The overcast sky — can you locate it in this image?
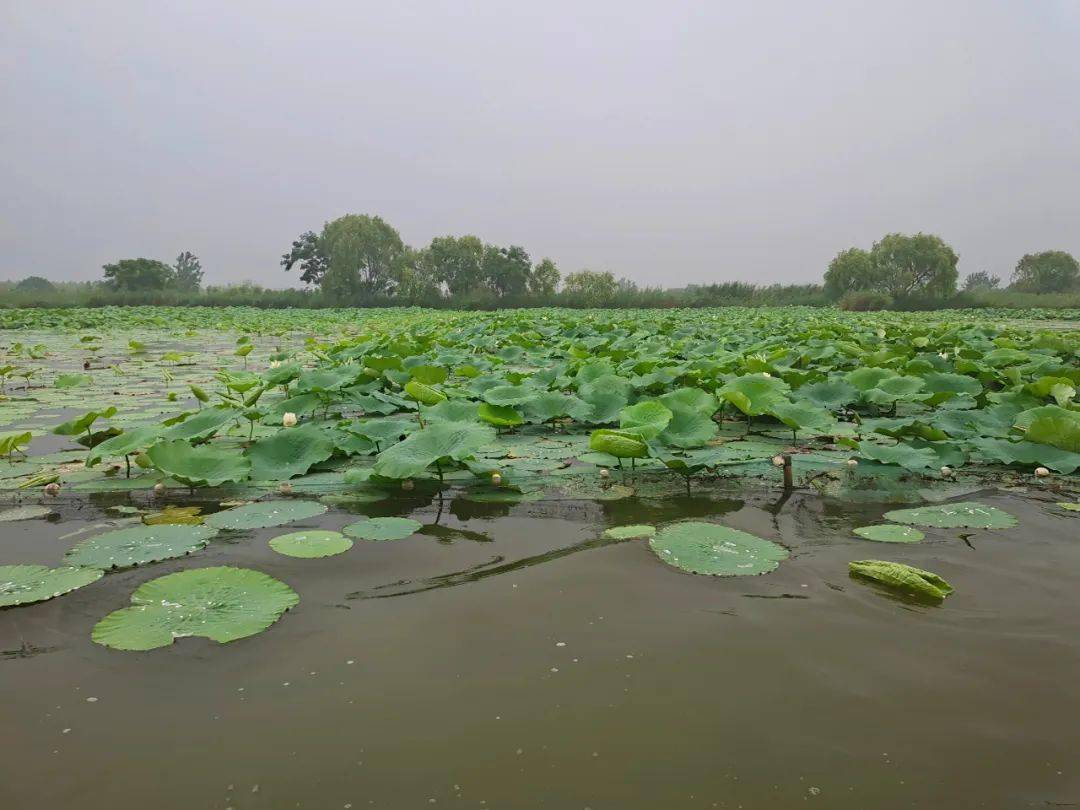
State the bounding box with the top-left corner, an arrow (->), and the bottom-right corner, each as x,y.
2,1 -> 1078,288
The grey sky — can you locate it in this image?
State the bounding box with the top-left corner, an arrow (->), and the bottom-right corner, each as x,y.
3,1 -> 1078,288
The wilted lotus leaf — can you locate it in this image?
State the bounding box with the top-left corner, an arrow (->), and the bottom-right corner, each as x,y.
649,522 -> 788,576
849,559 -> 953,601
0,564 -> 103,607
883,502 -> 1017,529
205,499 -> 327,530
65,524 -> 217,569
92,566 -> 299,650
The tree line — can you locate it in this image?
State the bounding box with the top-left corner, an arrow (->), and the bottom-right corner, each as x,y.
4,214 -> 1078,310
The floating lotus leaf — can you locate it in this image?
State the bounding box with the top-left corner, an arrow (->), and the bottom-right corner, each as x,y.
205,499 -> 327,530
269,530 -> 353,558
853,524 -> 925,543
849,560 -> 953,601
142,506 -> 204,525
883,502 -> 1017,529
1056,502 -> 1080,512
65,524 -> 217,569
147,440 -> 251,487
649,522 -> 788,576
0,565 -> 104,607
245,424 -> 335,481
343,516 -> 423,541
0,504 -> 53,522
603,524 -> 656,539
373,422 -> 495,479
91,566 -> 299,650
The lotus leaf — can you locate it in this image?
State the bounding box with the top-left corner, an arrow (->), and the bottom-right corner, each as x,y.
649,522 -> 788,576
0,564 -> 104,607
65,524 -> 217,569
205,499 -> 328,530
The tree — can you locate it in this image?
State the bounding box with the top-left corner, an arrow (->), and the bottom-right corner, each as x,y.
174,251 -> 204,291
13,276 -> 55,293
869,233 -> 958,300
102,258 -> 175,291
481,245 -> 531,298
423,235 -> 484,296
319,214 -> 407,300
529,258 -> 560,297
280,230 -> 329,286
396,248 -> 444,302
963,271 -> 1000,291
562,269 -> 618,304
823,248 -> 874,301
1011,251 -> 1079,293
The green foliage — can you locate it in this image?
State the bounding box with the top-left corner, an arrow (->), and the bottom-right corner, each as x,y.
1011,251 -> 1079,293
849,560 -> 953,601
319,214 -> 408,300
826,233 -> 959,305
824,248 -> 875,301
0,565 -> 103,607
173,251 -> 204,291
562,270 -> 618,304
269,530 -> 352,558
147,439 -> 251,486
103,258 -> 176,291
65,524 -> 217,569
342,516 -> 423,541
649,522 -> 789,576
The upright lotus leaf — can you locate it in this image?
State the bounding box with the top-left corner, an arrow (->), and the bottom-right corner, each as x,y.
343,516 -> 423,541
649,522 -> 788,576
853,525 -> 925,543
373,422 -> 496,479
263,362 -> 302,388
53,406 -> 118,437
659,387 -> 717,416
245,424 -> 335,481
424,400 -> 480,423
351,418 -> 416,447
478,403 -> 525,428
65,524 -> 217,569
205,499 -> 328,531
578,374 -> 631,424
618,400 -> 673,440
269,530 -> 353,558
768,401 -> 837,438
162,407 -> 237,442
524,392 -> 592,424
659,406 -> 718,448
404,379 -> 447,406
798,379 -> 859,410
86,426 -> 161,468
858,441 -> 937,471
0,430 -> 32,459
589,429 -> 649,459
849,560 -> 953,601
1015,405 -> 1080,453
969,438 -> 1080,474
483,384 -> 537,407
883,502 -> 1017,529
296,365 -> 363,393
921,372 -> 982,404
408,364 -> 449,385
862,375 -> 928,406
0,565 -> 104,607
846,367 -> 898,392
720,374 -> 791,416
91,566 -> 299,650
147,440 -> 251,487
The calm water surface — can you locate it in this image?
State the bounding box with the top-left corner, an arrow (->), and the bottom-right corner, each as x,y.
2,489 -> 1078,809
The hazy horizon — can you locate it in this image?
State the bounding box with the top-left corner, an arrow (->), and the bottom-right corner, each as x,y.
3,1 -> 1078,289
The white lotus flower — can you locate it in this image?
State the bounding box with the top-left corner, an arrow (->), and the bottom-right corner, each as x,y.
282,412 -> 297,427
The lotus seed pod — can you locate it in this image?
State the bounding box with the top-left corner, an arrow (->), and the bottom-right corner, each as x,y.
282,412 -> 298,427
402,479 -> 415,491
772,455 -> 784,467
846,458 -> 858,467
279,482 -> 293,495
491,472 -> 502,486
44,482 -> 60,496
1035,466 -> 1050,477
134,452 -> 152,469
599,468 -> 610,479
940,466 -> 952,477
153,482 -> 166,495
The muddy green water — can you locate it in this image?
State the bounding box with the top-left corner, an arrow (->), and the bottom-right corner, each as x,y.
2,490 -> 1079,809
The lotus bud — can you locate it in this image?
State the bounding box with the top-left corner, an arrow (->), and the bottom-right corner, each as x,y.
279,482 -> 293,495
282,412 -> 298,427
940,466 -> 952,477
1035,466 -> 1050,477
762,372 -> 771,378
599,468 -> 610,479
269,360 -> 282,369
772,455 -> 785,467
846,458 -> 858,467
491,472 -> 502,486
153,482 -> 166,495
44,482 -> 60,496
402,479 -> 414,491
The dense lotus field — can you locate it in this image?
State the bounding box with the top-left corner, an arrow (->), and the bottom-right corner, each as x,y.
1,306 -> 1078,646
